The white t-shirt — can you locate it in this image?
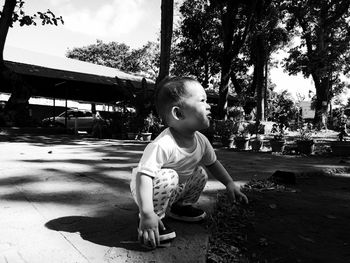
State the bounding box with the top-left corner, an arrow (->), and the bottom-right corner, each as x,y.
134,128 -> 217,182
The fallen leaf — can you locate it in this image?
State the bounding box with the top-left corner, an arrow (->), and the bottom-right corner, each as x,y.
259,237 -> 268,246
298,235 -> 315,243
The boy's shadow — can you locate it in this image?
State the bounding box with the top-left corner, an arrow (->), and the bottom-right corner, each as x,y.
45,213 -> 148,251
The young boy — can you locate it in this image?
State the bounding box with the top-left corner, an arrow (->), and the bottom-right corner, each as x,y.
130,76 -> 248,249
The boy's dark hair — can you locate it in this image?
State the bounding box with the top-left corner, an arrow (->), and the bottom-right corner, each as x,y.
155,76 -> 198,123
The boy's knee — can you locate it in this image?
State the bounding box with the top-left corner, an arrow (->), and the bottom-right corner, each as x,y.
197,166 -> 208,183
153,169 -> 179,190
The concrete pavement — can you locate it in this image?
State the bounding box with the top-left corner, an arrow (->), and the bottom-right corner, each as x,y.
0,133 -> 349,263
0,135 -> 210,263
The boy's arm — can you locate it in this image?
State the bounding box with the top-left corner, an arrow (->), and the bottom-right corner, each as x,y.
135,172 -> 155,215
135,172 -> 164,248
206,160 -> 248,204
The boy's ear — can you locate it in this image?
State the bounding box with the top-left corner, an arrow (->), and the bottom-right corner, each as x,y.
171,106 -> 183,120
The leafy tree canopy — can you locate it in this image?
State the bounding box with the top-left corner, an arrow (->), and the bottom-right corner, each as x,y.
267,89 -> 298,125
0,0 -> 63,27
172,0 -> 221,88
282,0 -> 350,127
66,40 -> 159,79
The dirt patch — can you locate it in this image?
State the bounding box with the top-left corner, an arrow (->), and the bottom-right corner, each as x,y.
208,172 -> 350,262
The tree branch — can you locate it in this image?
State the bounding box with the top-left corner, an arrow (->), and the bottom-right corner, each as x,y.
326,1 -> 350,24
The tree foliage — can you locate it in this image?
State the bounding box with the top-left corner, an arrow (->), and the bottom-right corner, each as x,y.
173,0 -> 350,125
213,0 -> 257,118
172,0 -> 221,88
245,0 -> 289,121
266,89 -> 298,126
7,0 -> 63,26
0,0 -> 63,63
174,0 -> 288,120
67,40 -> 131,71
283,0 -> 350,128
66,40 -> 159,80
128,41 -> 160,79
172,0 -> 257,118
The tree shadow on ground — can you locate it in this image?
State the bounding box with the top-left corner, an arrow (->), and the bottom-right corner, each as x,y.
0,134 -> 86,145
0,137 -> 146,205
0,134 -> 150,148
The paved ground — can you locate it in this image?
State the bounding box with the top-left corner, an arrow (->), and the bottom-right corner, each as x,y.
0,133 -> 349,263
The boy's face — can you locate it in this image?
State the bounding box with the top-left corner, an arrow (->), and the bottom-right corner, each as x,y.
180,81 -> 211,131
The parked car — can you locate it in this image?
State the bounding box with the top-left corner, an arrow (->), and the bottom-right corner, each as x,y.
41,109 -> 95,131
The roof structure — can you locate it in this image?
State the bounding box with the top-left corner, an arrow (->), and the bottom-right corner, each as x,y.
2,46 -> 155,104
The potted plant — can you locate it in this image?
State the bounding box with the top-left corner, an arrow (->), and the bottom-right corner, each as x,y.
249,121 -> 264,152
216,119 -> 235,148
150,116 -> 164,139
124,115 -> 138,140
250,134 -> 264,151
233,122 -> 250,150
234,131 -> 250,150
296,126 -> 315,155
140,113 -> 154,142
330,123 -> 350,156
269,123 -> 286,153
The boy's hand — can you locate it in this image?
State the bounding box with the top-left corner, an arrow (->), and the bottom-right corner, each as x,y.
138,211 -> 165,248
226,181 -> 249,204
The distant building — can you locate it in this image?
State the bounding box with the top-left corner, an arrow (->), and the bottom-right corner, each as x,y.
298,101 -> 315,120
2,46 -> 154,104
1,46 -> 154,123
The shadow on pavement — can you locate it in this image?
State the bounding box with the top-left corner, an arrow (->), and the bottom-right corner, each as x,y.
45,213 -> 152,252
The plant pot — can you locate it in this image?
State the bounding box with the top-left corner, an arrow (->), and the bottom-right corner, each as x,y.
296,140 -> 315,155
330,141 -> 350,156
234,137 -> 250,151
141,132 -> 152,142
221,136 -> 234,148
250,139 -> 263,152
127,132 -> 138,140
270,139 -> 286,153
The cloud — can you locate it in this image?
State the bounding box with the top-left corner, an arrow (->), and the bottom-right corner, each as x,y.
56,0 -> 145,39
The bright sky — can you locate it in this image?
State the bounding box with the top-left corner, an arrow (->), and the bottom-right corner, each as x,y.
4,0 -> 161,55
1,0 -> 348,102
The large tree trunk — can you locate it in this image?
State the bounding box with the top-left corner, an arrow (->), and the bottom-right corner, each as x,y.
3,71 -> 32,126
255,33 -> 266,121
217,1 -> 234,119
0,0 -> 32,126
156,0 -> 174,85
218,58 -> 231,119
0,0 -> 16,66
244,32 -> 266,119
313,77 -> 330,129
203,55 -> 209,89
216,0 -> 256,119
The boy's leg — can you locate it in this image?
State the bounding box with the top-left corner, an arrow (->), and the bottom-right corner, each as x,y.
130,168 -> 179,218
151,169 -> 179,218
130,169 -> 179,243
167,166 -> 208,222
